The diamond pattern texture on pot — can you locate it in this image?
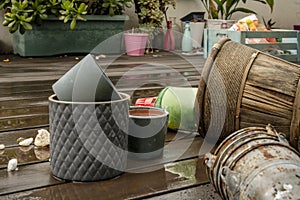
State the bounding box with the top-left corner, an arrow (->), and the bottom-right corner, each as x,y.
49,99 -> 129,181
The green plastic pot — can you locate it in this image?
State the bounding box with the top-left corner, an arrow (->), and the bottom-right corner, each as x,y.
155,87 -> 198,132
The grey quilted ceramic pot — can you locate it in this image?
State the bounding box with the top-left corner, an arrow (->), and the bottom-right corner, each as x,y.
49,92 -> 130,181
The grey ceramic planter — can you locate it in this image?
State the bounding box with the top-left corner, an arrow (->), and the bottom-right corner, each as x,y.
128,106 -> 169,160
49,92 -> 130,181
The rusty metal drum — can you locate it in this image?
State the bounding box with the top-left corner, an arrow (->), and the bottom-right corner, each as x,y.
204,125 -> 300,200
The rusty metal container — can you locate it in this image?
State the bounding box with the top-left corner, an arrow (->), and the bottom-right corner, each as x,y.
204,125 -> 300,200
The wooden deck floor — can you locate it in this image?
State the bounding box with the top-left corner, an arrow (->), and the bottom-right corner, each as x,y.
0,51 -> 222,199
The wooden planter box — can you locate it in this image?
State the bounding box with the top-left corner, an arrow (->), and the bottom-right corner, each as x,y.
204,29 -> 300,61
13,15 -> 128,57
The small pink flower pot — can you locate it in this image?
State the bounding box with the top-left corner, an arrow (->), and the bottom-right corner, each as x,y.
124,33 -> 148,56
294,25 -> 300,30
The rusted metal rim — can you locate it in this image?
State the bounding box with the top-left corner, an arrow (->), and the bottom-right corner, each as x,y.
207,127 -> 266,194
214,134 -> 279,199
213,127 -> 266,155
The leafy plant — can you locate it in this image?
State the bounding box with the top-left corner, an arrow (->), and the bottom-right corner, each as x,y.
89,0 -> 132,16
59,0 -> 88,30
130,0 -> 175,52
133,0 -> 175,29
201,0 -> 274,20
1,0 -> 132,34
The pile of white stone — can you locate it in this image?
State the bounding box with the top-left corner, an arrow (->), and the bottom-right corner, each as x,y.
0,129 -> 50,171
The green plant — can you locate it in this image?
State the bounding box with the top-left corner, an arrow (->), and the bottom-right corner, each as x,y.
131,0 -> 175,52
201,0 -> 274,20
1,0 -> 132,34
133,0 -> 175,30
88,0 -> 132,15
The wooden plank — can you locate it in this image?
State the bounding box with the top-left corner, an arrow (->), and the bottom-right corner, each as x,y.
0,106 -> 48,118
241,98 -> 292,119
247,43 -> 298,51
0,134 -> 202,169
0,146 -> 49,169
0,127 -> 195,147
245,30 -> 299,38
0,114 -> 49,132
244,84 -> 293,108
0,53 -> 203,83
0,162 -> 63,195
0,158 -> 210,199
0,127 -> 48,146
143,183 -> 221,200
248,59 -> 300,97
0,98 -> 48,109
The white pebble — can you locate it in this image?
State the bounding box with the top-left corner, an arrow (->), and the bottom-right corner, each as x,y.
34,129 -> 50,147
283,183 -> 293,191
7,158 -> 18,171
0,144 -> 5,150
18,137 -> 33,146
17,137 -> 25,143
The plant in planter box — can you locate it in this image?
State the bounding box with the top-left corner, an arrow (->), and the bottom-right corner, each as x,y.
1,0 -> 132,33
131,0 -> 176,53
0,0 -> 132,56
200,0 -> 274,29
200,0 -> 274,20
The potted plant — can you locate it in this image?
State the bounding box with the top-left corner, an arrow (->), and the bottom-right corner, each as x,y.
124,28 -> 149,56
200,0 -> 274,29
123,0 -> 175,56
1,0 -> 132,56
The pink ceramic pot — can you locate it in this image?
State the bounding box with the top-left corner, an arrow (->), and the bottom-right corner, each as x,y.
124,33 -> 148,56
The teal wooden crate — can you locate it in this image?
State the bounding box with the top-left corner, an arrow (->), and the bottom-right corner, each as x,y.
204,29 -> 300,61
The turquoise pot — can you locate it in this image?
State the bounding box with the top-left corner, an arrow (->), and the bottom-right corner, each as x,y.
13,15 -> 129,57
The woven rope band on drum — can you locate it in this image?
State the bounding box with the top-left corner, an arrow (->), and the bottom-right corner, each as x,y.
202,39 -> 257,139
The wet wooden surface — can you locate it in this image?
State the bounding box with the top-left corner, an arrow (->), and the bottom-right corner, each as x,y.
0,52 -> 222,199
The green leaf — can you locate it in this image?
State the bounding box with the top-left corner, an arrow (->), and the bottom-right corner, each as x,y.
10,22 -> 19,33
58,16 -> 65,20
226,7 -> 256,19
20,21 -> 32,30
2,20 -> 10,26
70,17 -> 76,30
7,20 -> 16,28
63,15 -> 70,23
19,25 -> 26,34
77,15 -> 87,21
23,16 -> 33,22
40,14 -> 48,20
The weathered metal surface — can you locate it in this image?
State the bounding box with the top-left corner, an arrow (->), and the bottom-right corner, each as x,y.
205,125 -> 300,200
